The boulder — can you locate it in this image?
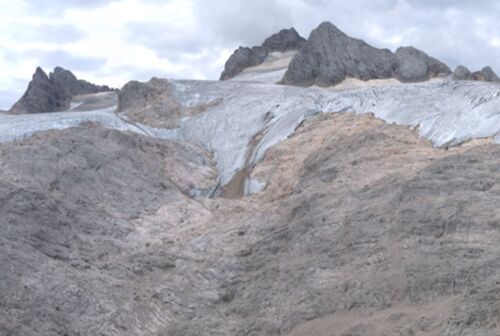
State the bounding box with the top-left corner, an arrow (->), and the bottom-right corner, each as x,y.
9,67 -> 111,114
394,46 -> 451,82
452,65 -> 471,80
470,66 -> 500,82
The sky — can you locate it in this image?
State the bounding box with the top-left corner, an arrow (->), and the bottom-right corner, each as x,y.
2,0 -> 500,109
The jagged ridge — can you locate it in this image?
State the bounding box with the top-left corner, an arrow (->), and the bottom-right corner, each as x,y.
9,67 -> 112,114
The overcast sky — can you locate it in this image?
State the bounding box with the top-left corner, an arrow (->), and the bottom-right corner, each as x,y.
2,0 -> 500,109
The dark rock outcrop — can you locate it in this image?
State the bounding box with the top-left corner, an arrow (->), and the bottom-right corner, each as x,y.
9,67 -> 112,114
220,28 -> 305,80
118,77 -> 174,114
470,66 -> 500,82
282,22 -> 451,86
394,46 -> 451,82
452,65 -> 500,82
282,22 -> 398,86
262,27 -> 306,52
219,46 -> 269,80
118,78 -> 222,128
452,65 -> 472,80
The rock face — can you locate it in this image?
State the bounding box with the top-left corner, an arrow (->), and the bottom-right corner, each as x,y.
282,22 -> 451,86
220,28 -> 305,80
452,65 -> 500,82
9,67 -> 112,114
394,46 -> 451,82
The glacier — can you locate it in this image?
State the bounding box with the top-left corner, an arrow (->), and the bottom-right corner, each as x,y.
2,78 -> 500,194
0,106 -> 177,143
169,78 -> 500,189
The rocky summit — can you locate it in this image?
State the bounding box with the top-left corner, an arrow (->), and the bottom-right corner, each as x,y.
281,22 -> 451,86
3,20 -> 500,336
8,66 -> 112,114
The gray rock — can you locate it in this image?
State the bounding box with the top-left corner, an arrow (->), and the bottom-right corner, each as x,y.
470,66 -> 500,82
282,22 -> 398,86
118,77 -> 222,128
118,77 -> 173,113
220,28 -> 305,80
262,27 -> 306,52
9,67 -> 112,114
453,65 -> 500,82
452,65 -> 471,80
394,46 -> 451,82
282,22 -> 451,86
219,46 -> 269,80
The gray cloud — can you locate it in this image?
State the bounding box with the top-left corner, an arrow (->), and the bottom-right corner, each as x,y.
22,0 -> 118,14
193,0 -> 295,47
0,80 -> 30,110
6,0 -> 500,109
126,22 -> 205,57
406,0 -> 496,9
25,50 -> 107,72
0,90 -> 18,110
8,23 -> 85,44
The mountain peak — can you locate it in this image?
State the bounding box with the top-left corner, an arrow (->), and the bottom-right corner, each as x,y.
281,21 -> 451,86
314,21 -> 345,35
33,66 -> 49,80
262,27 -> 306,52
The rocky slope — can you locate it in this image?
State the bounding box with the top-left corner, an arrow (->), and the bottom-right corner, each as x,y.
2,112 -> 500,335
219,28 -> 305,80
9,67 -> 112,114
